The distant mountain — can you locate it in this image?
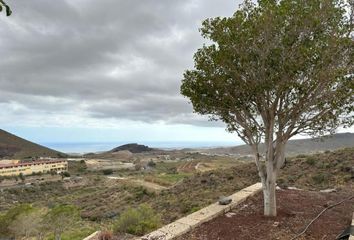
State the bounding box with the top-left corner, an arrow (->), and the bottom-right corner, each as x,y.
197,133 -> 354,156
110,143 -> 154,153
0,129 -> 66,159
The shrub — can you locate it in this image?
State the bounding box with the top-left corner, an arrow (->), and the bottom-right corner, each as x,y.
305,157 -> 316,166
312,173 -> 328,184
113,204 -> 160,236
133,186 -> 154,200
103,169 -> 113,175
18,173 -> 25,181
147,160 -> 156,168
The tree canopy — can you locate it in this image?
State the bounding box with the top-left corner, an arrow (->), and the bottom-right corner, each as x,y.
0,0 -> 11,16
181,0 -> 353,216
44,205 -> 80,240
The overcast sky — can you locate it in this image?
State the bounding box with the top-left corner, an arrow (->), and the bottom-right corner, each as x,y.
0,0 -> 246,146
1,0 -> 352,150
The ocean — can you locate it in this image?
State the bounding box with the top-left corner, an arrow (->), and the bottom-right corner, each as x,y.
40,141 -> 240,154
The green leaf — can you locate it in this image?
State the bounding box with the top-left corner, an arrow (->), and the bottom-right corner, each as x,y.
5,4 -> 11,16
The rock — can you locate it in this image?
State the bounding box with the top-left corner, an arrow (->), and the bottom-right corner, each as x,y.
320,188 -> 337,193
273,221 -> 280,227
287,186 -> 302,191
219,196 -> 232,205
225,212 -> 237,218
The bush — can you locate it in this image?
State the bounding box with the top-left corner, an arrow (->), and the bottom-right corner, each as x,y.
305,157 -> 316,166
312,173 -> 328,184
113,204 -> 160,236
147,160 -> 156,168
102,169 -> 113,175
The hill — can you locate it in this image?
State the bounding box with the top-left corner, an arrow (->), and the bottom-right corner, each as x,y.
110,143 -> 154,153
0,129 -> 66,159
197,132 -> 354,156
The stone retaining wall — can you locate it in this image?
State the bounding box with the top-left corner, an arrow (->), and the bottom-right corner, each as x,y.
83,231 -> 99,240
349,213 -> 354,240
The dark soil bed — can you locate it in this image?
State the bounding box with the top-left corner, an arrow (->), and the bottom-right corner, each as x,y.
177,187 -> 354,240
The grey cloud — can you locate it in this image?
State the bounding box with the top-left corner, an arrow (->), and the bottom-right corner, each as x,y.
0,0 -> 242,127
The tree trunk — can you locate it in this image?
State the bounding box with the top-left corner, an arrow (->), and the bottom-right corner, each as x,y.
251,137 -> 286,217
263,170 -> 277,217
263,140 -> 286,217
55,233 -> 61,240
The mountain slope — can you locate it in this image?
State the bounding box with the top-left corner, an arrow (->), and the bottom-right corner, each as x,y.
0,129 -> 66,159
198,132 -> 354,156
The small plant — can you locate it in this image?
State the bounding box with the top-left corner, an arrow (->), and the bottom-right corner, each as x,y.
134,186 -> 154,200
113,204 -> 161,236
19,173 -> 25,182
103,169 -> 113,175
62,172 -> 70,177
305,157 -> 316,166
312,173 -> 328,185
147,160 -> 156,168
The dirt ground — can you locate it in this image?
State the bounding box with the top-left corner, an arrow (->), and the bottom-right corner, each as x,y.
178,187 -> 354,240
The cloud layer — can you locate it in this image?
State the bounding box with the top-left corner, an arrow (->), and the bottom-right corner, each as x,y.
0,0 -> 241,128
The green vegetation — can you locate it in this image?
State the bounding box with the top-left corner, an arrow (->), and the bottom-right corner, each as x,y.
113,204 -> 161,236
102,169 -> 114,175
0,0 -> 11,16
60,172 -> 71,179
0,204 -> 33,236
305,157 -> 316,166
144,173 -> 191,187
44,205 -> 80,240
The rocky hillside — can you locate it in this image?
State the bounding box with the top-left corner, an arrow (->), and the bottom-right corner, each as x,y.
0,129 -> 66,159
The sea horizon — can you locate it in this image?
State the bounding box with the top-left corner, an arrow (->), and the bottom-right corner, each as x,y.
40,141 -> 242,154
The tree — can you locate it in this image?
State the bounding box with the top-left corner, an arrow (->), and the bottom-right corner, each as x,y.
8,209 -> 44,240
44,205 -> 80,240
181,0 -> 353,217
0,204 -> 33,236
0,0 -> 11,16
19,173 -> 25,182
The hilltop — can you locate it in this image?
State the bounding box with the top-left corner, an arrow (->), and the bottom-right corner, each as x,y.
110,143 -> 154,153
197,132 -> 354,156
0,129 -> 66,159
